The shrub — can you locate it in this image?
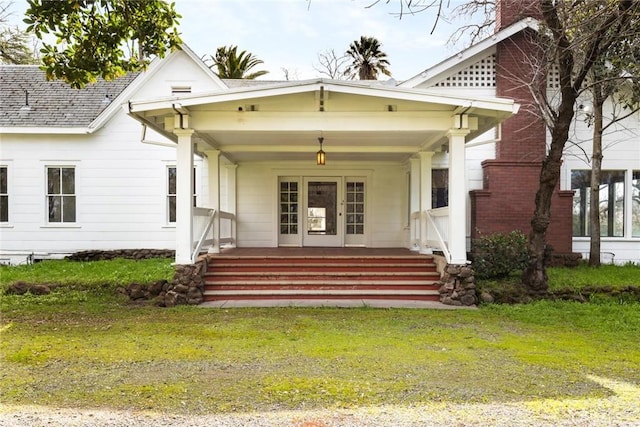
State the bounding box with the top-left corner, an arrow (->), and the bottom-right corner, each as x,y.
472,231 -> 529,279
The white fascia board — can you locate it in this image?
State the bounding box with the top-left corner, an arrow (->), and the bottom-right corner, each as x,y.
179,43 -> 227,88
128,80 -> 328,112
323,82 -> 519,114
85,57 -> 164,133
88,44 -> 226,132
128,78 -> 518,116
400,18 -> 540,88
0,127 -> 90,134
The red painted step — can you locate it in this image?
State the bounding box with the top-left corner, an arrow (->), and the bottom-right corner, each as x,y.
203,254 -> 442,303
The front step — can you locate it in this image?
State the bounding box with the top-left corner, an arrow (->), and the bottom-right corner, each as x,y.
203,254 -> 441,304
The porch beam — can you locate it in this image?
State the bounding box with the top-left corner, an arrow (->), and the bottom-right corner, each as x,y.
168,111 -> 456,133
223,145 -> 421,153
447,127 -> 470,264
174,129 -> 195,264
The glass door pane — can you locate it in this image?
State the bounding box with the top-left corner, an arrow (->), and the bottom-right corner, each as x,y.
278,178 -> 300,246
307,181 -> 337,235
303,178 -> 342,247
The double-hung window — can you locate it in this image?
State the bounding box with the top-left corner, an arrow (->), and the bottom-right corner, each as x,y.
46,166 -> 76,223
167,166 -> 197,224
0,166 -> 8,223
633,171 -> 640,238
432,169 -> 449,208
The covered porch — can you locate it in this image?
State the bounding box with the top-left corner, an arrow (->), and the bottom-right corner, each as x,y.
127,79 -> 518,266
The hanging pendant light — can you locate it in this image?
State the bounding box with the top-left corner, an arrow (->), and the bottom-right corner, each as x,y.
316,137 -> 326,166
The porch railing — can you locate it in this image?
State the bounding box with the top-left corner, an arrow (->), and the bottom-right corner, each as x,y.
192,207 -> 236,260
411,207 -> 451,263
218,210 -> 236,247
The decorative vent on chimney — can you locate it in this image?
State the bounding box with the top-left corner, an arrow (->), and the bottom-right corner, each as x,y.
433,54 -> 496,88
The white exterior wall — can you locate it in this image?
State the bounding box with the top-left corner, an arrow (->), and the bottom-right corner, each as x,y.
0,50 -> 218,264
0,114 -> 184,261
235,161 -> 408,248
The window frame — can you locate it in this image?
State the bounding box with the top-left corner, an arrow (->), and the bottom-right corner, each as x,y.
166,165 -> 197,224
632,170 -> 640,238
0,165 -> 8,224
45,165 -> 77,224
432,168 -> 449,209
571,169 -> 626,238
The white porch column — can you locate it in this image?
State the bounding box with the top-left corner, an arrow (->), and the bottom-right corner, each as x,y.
205,150 -> 221,254
225,164 -> 238,247
409,157 -> 421,251
174,129 -> 195,264
447,126 -> 470,264
419,152 -> 434,254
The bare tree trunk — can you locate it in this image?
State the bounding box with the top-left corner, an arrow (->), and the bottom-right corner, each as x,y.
589,93 -> 604,267
522,91 -> 576,293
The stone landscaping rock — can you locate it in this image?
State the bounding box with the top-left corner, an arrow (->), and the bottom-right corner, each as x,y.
438,264 -> 478,306
65,249 -> 175,262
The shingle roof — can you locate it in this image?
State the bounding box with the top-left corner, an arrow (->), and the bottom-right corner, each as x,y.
221,79 -> 289,88
0,65 -> 139,128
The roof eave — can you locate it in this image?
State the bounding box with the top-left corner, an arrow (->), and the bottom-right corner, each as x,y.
128,80 -> 518,115
400,18 -> 540,88
0,126 -> 91,134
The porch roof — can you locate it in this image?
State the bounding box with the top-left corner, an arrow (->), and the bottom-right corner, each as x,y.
127,78 -> 519,163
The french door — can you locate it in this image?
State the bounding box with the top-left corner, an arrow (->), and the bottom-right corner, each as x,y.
278,176 -> 366,247
303,177 -> 342,246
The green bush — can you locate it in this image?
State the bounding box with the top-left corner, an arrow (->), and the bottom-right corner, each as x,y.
472,231 -> 529,279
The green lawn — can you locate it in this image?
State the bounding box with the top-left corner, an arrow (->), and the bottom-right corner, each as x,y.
1,259 -> 639,414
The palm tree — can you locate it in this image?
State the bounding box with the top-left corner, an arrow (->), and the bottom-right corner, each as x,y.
344,36 -> 391,80
205,45 -> 269,79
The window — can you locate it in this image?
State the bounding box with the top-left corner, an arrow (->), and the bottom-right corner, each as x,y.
0,166 -> 7,222
633,171 -> 640,238
46,166 -> 76,223
432,169 -> 448,208
571,170 -> 625,237
167,166 -> 197,223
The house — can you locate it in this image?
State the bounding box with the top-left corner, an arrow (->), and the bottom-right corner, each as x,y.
0,46 -> 226,265
1,4 -> 638,284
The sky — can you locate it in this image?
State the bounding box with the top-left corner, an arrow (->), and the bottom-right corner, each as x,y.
6,0 -> 476,82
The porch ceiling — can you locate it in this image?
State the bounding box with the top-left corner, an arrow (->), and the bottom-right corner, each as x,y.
127,79 -> 518,163
198,129 -> 440,162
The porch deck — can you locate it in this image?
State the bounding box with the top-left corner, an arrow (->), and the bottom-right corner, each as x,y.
210,247 -> 430,258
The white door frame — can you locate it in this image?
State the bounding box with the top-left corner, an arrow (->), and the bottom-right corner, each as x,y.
302,177 -> 343,247
274,169 -> 373,248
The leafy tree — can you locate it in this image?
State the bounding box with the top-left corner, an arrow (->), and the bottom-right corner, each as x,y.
0,1 -> 37,64
24,0 -> 182,88
205,45 -> 269,79
344,35 -> 391,80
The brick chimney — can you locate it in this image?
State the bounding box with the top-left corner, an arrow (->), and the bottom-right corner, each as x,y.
496,0 -> 542,31
470,0 -> 575,255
